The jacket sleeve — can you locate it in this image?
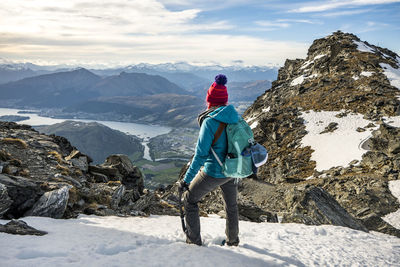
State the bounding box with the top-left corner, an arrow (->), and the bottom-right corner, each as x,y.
184,119 -> 215,183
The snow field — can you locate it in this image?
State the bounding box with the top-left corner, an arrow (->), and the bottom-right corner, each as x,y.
1,215 -> 400,267
300,110 -> 379,172
301,111 -> 400,172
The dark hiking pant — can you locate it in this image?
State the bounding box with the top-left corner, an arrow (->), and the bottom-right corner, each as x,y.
183,171 -> 239,245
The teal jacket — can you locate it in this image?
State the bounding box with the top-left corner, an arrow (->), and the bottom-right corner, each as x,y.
184,105 -> 239,183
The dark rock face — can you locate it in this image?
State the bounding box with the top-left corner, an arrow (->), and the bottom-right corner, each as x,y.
0,219 -> 47,236
282,186 -> 368,232
0,174 -> 43,218
25,186 -> 72,219
0,121 -> 175,222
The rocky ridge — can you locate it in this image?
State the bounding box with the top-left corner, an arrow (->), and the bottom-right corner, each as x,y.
166,32 -> 400,237
244,32 -> 400,236
0,122 -> 175,221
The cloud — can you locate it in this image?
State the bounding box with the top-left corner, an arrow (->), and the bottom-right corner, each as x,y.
254,19 -> 320,31
0,0 -> 310,66
0,32 -> 309,66
276,19 -> 317,24
255,20 -> 291,30
289,0 -> 400,13
158,0 -> 266,10
0,0 -> 211,37
318,9 -> 371,17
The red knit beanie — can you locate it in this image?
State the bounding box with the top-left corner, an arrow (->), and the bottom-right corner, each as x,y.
206,74 -> 228,109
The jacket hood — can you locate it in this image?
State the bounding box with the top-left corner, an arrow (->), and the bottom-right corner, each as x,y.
208,105 -> 239,124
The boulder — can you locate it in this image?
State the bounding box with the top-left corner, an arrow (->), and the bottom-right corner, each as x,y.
320,122 -> 339,134
70,157 -> 89,172
0,174 -> 42,218
25,185 -> 72,219
0,219 -> 47,236
92,154 -> 144,192
238,201 -> 278,223
111,185 -> 126,209
66,150 -> 90,172
282,186 -> 368,232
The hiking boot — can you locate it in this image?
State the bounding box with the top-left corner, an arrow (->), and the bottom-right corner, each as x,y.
186,237 -> 202,246
221,238 -> 239,246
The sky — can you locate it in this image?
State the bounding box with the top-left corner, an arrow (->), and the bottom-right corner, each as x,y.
0,0 -> 399,68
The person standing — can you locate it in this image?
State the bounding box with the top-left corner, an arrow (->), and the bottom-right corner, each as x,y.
178,74 -> 240,246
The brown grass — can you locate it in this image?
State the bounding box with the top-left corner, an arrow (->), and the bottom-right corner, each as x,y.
1,138 -> 28,148
56,164 -> 70,175
49,151 -> 63,164
107,180 -> 121,186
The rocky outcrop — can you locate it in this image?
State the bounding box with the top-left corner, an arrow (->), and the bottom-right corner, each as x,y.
0,121 -> 175,221
25,186 -> 72,219
0,219 -> 47,236
281,185 -> 367,232
0,174 -> 43,218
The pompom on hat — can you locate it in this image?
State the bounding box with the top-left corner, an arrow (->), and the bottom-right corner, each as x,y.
206,74 -> 228,109
215,74 -> 227,85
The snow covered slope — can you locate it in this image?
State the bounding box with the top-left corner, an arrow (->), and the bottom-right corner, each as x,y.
300,110 -> 400,172
1,215 -> 400,267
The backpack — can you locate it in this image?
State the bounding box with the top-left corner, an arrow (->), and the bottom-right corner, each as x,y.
210,117 -> 268,179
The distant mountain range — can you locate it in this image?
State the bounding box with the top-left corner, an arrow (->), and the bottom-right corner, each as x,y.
0,60 -> 274,127
0,59 -> 278,87
92,62 -> 278,93
0,68 -> 187,108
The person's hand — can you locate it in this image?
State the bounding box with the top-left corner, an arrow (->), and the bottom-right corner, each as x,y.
178,180 -> 189,192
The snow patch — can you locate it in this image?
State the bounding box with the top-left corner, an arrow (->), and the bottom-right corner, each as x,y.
383,180 -> 400,230
300,60 -> 313,70
245,115 -> 258,123
300,54 -> 326,70
380,63 -> 400,90
300,110 -> 379,172
0,215 -> 400,266
354,41 -> 375,53
291,75 -> 305,86
291,74 -> 318,86
250,121 -> 258,129
360,71 -> 373,77
262,107 -> 270,113
352,75 -> 359,81
314,54 -> 326,60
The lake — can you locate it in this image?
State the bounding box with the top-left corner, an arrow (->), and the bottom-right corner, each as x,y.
0,108 -> 171,160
